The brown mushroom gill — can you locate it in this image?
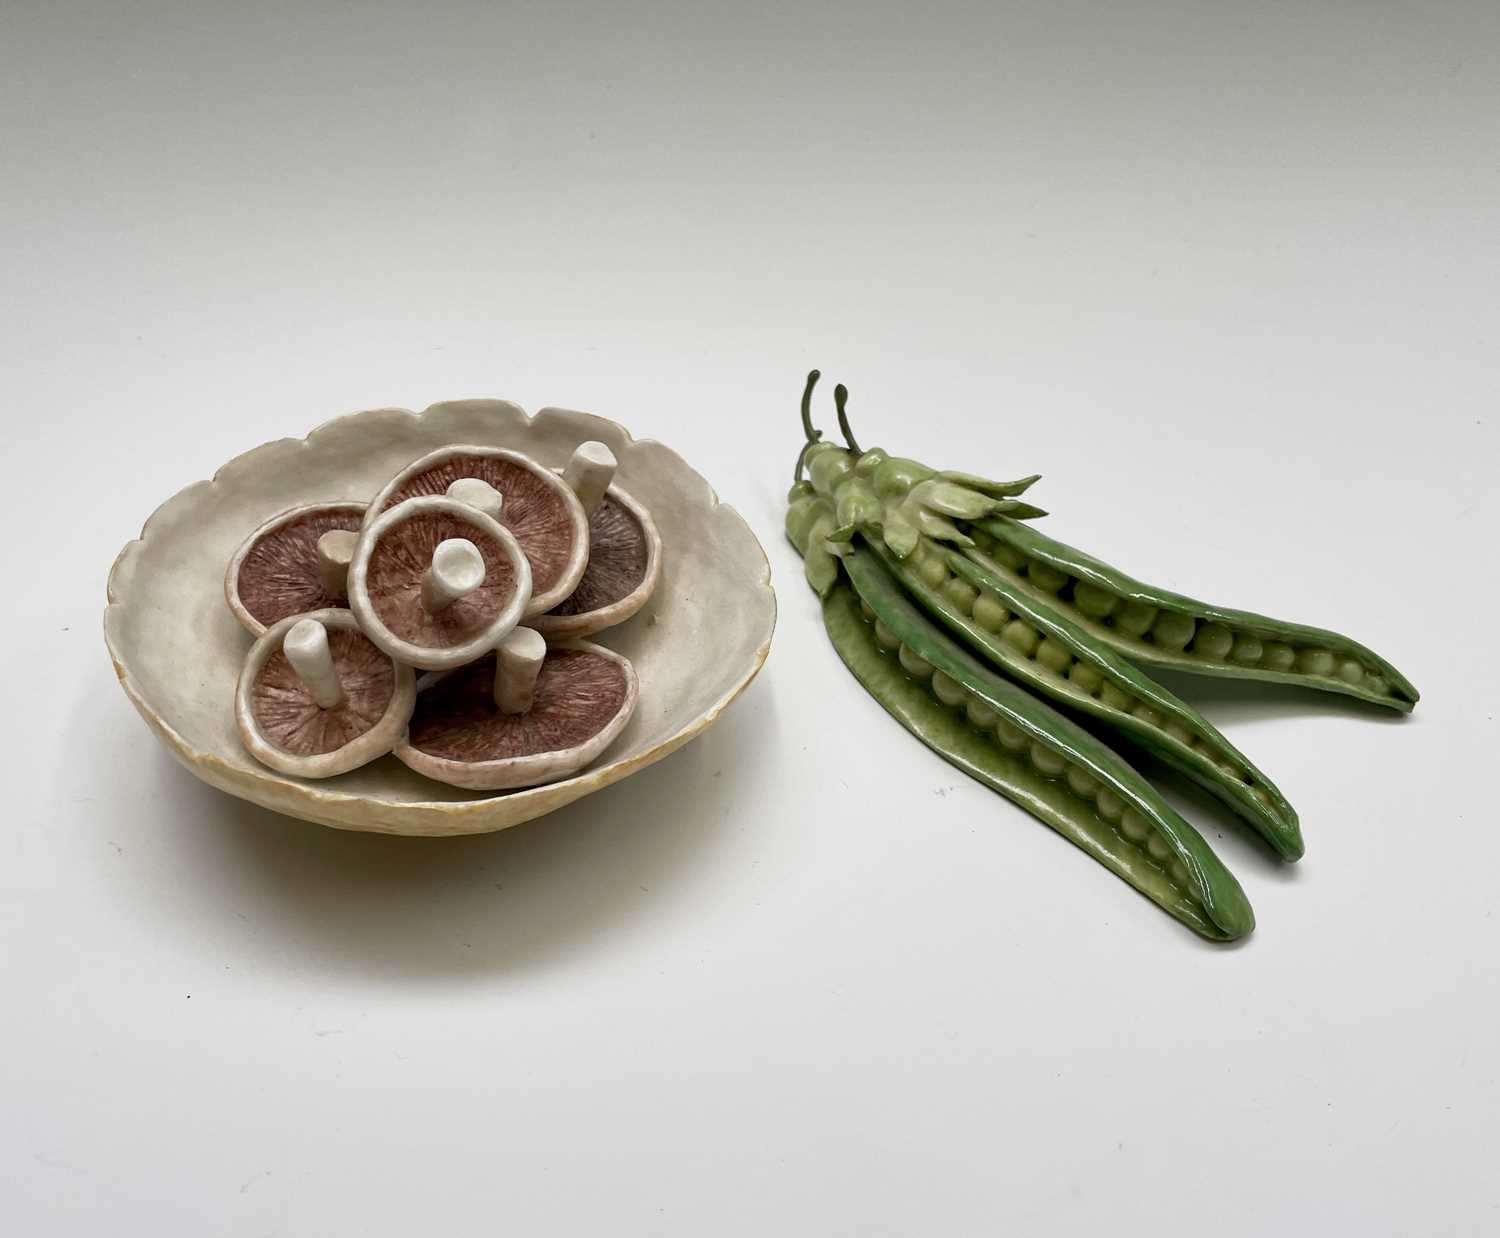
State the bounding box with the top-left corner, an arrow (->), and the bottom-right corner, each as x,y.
251,630 -> 396,756
379,454 -> 577,598
365,511 -> 519,650
547,495 -> 649,617
407,648 -> 630,762
237,507 -> 363,628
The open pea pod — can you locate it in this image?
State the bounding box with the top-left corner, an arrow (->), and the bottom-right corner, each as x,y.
802,388 -> 1414,714
972,517 -> 1419,712
837,546 -> 1254,941
868,536 -> 1303,860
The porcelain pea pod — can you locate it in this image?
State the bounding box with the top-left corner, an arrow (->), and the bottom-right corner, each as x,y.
786,367 -> 1420,937
828,544 -> 1255,940
785,482 -> 1254,939
875,535 -> 1304,859
804,385 -> 1416,713
965,515 -> 1419,712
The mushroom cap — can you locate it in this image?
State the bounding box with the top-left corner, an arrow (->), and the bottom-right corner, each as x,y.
225,501 -> 366,635
235,609 -> 416,779
367,446 -> 588,616
532,484 -> 663,639
394,641 -> 639,790
348,496 -> 532,671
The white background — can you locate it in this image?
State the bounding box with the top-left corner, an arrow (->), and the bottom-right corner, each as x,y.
4,3 -> 1497,1234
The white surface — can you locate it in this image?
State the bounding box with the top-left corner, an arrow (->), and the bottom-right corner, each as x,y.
3,3 -> 1497,1234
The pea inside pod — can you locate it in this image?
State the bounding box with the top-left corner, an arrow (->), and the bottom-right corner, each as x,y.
800,364 -> 1416,714
967,516 -> 1419,712
835,545 -> 1254,940
872,535 -> 1304,860
785,366 -> 1418,940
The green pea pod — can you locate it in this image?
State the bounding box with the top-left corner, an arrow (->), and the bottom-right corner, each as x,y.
833,549 -> 1254,940
974,517 -> 1419,712
871,536 -> 1303,860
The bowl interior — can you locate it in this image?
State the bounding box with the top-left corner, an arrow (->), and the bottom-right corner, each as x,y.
105,400 -> 775,835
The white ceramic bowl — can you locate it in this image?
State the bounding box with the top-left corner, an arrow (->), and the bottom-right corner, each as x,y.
105,400 -> 776,836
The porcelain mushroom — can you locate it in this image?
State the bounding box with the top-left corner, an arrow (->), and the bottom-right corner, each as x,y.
533,443 -> 663,639
225,501 -> 366,635
347,496 -> 532,671
235,609 -> 416,778
394,630 -> 639,790
367,446 -> 590,617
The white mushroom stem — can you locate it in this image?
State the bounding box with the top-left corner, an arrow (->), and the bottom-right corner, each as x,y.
494,627 -> 546,714
421,538 -> 486,613
316,529 -> 358,598
562,441 -> 617,518
283,618 -> 346,710
445,477 -> 503,522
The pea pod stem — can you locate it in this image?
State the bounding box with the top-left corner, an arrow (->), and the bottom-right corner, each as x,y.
791,438 -> 821,485
833,383 -> 862,454
799,369 -> 822,443
793,370 -> 824,482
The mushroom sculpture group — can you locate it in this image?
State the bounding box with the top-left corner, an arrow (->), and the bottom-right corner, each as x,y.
226,441 -> 661,790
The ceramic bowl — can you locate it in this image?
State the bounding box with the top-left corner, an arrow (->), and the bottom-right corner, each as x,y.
105,400 -> 775,836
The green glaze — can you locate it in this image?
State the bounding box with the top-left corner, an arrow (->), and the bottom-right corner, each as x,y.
871,454 -> 936,498
802,371 -> 1415,715
805,441 -> 1048,558
876,540 -> 1308,858
973,516 -> 1419,712
832,475 -> 884,542
787,367 -> 1422,938
837,548 -> 1254,941
784,483 -> 839,598
936,469 -> 1042,499
784,481 -> 823,543
868,536 -> 1304,860
818,455 -> 1414,713
807,442 -> 857,497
